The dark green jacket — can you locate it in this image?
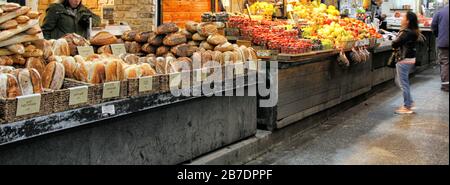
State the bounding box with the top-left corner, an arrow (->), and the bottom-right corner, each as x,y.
41,3 -> 100,40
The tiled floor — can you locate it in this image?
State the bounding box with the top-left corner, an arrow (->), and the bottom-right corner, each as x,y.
248,67 -> 449,165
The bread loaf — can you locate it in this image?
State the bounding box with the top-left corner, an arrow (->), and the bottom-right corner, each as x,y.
32,39 -> 53,59
74,55 -> 85,64
9,55 -> 25,65
123,64 -> 143,79
0,56 -> 13,65
171,44 -> 195,57
192,33 -> 206,41
61,56 -> 77,78
135,31 -> 151,43
105,59 -> 125,82
0,19 -> 18,30
73,62 -> 88,82
207,34 -> 227,45
42,61 -> 65,90
187,41 -> 200,46
148,35 -> 164,47
120,53 -> 140,64
25,11 -> 40,19
14,68 -> 42,95
200,41 -> 214,50
26,25 -> 41,35
192,52 -> 202,68
23,48 -> 43,58
86,62 -> 106,84
6,43 -> 24,54
154,57 -> 166,74
125,41 -> 141,54
63,33 -> 90,56
156,46 -> 170,56
197,22 -> 218,37
185,21 -> 199,33
201,51 -> 214,67
122,30 -> 137,41
140,63 -> 156,77
26,57 -> 46,76
156,23 -> 179,35
0,73 -> 21,98
181,30 -> 193,40
15,15 -> 30,24
214,42 -> 234,52
141,43 -> 155,54
98,45 -> 112,55
51,38 -> 70,56
90,31 -> 118,46
163,33 -> 187,46
1,3 -> 21,12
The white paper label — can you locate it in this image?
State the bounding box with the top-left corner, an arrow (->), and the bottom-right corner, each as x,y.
77,46 -> 95,57
16,94 -> 41,116
111,44 -> 127,56
102,105 -> 115,115
68,86 -> 88,105
103,81 -> 121,99
139,76 -> 153,92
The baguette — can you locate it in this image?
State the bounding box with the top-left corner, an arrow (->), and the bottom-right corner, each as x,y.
0,48 -> 14,56
0,20 -> 18,30
0,6 -> 31,24
6,43 -> 24,54
0,34 -> 40,48
26,25 -> 41,35
26,11 -> 40,19
0,19 -> 38,42
1,3 -> 21,12
15,15 -> 30,24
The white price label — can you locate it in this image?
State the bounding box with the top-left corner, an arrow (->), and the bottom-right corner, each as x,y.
102,105 -> 116,115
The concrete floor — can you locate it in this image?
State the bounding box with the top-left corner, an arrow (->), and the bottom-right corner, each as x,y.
247,67 -> 449,165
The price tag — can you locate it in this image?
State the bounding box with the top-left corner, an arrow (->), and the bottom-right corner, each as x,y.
103,81 -> 121,99
68,86 -> 88,105
256,50 -> 272,57
139,76 -> 153,92
169,73 -> 182,88
237,40 -> 252,47
110,44 -> 127,56
249,60 -> 258,71
102,105 -> 115,115
16,94 -> 41,116
235,63 -> 245,75
77,46 -> 95,57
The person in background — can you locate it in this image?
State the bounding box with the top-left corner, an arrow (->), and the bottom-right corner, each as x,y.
370,0 -> 383,21
42,0 -> 100,40
431,5 -> 449,92
392,12 -> 423,114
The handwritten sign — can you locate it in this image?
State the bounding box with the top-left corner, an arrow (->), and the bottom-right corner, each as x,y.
139,76 -> 153,92
77,46 -> 95,57
111,44 -> 127,56
69,86 -> 88,105
103,81 -> 121,99
16,94 -> 41,116
256,50 -> 272,58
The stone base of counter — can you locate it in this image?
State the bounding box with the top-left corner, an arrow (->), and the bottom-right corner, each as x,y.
0,94 -> 257,165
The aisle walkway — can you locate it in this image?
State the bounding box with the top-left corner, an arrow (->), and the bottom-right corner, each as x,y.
248,67 -> 449,165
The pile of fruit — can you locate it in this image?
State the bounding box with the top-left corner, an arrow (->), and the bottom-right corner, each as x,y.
292,0 -> 340,24
339,18 -> 383,39
249,2 -> 276,16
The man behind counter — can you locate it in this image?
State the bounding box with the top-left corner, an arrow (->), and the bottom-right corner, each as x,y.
41,0 -> 100,40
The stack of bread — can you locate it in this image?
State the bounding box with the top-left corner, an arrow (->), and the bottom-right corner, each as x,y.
0,3 -> 47,67
57,53 -> 157,83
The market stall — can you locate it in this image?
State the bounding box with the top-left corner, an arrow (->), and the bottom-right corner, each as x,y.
0,2 -> 261,164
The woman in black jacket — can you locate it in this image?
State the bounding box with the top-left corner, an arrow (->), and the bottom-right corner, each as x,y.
392,11 -> 422,114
